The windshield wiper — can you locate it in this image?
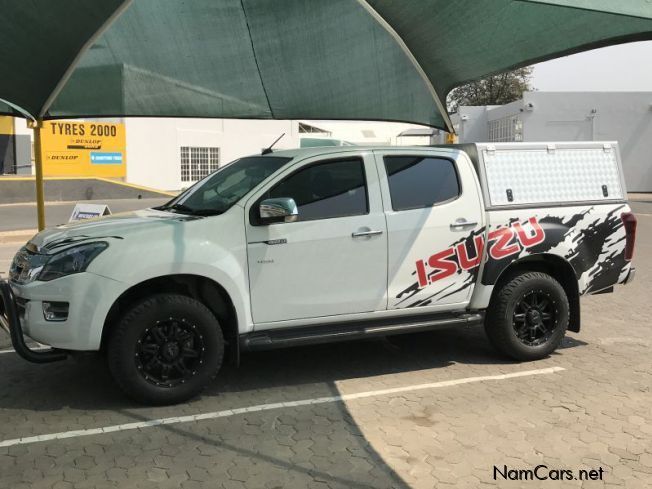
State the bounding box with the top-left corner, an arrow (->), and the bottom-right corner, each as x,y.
158,203 -> 195,214
188,209 -> 223,216
159,203 -> 222,216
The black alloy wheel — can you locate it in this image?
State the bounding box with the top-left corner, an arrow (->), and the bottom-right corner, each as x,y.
485,271 -> 569,361
108,294 -> 224,405
512,290 -> 557,347
136,318 -> 205,387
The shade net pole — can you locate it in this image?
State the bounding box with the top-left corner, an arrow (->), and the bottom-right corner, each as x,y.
28,120 -> 46,231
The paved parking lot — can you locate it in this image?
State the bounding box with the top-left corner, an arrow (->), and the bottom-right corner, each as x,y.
0,203 -> 650,488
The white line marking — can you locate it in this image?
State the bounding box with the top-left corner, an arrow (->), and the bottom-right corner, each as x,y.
0,366 -> 564,448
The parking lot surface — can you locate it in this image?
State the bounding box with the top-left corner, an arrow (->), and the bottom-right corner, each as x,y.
0,204 -> 650,488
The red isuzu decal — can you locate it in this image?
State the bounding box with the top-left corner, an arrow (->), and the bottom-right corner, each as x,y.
513,217 -> 545,247
456,235 -> 485,270
416,217 -> 545,288
427,249 -> 458,282
488,227 -> 520,259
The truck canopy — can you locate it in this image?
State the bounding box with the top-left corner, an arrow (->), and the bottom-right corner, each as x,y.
440,142 -> 627,209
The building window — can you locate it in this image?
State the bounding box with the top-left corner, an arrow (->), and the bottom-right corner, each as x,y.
488,115 -> 521,142
180,146 -> 220,182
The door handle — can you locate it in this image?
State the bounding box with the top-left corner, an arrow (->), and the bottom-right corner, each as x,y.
450,219 -> 478,230
352,230 -> 383,238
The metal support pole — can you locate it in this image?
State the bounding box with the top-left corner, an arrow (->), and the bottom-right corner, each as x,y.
27,119 -> 46,231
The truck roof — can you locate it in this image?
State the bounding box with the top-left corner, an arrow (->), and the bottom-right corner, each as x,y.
267,141 -> 626,209
263,145 -> 448,160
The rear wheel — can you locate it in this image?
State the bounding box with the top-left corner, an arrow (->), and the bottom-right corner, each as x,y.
107,294 -> 224,405
485,271 -> 569,361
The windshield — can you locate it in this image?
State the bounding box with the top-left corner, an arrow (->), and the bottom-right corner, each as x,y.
158,156 -> 292,216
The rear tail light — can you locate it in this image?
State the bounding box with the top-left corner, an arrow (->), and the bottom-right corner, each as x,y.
621,212 -> 637,261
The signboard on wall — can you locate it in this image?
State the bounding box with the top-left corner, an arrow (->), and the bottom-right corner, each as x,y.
41,121 -> 126,177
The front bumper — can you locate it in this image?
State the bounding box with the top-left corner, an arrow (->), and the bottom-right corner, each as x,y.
0,280 -> 67,363
1,272 -> 126,358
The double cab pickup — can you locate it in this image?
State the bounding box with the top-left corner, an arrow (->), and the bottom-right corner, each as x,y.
1,142 -> 637,404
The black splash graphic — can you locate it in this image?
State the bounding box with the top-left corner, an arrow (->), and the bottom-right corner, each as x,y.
405,283 -> 456,308
437,274 -> 475,301
527,209 -> 592,254
585,244 -> 628,294
396,205 -> 629,308
396,280 -> 420,303
566,205 -> 625,280
481,209 -> 593,285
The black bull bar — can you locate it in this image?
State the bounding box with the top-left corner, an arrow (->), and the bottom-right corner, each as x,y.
0,280 -> 67,363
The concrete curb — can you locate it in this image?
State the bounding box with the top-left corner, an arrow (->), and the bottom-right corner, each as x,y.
0,177 -> 175,205
629,193 -> 652,203
0,229 -> 37,244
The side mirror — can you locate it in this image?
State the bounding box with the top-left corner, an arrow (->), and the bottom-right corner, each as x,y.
259,197 -> 298,224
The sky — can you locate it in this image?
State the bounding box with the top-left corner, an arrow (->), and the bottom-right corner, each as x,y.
532,41 -> 652,91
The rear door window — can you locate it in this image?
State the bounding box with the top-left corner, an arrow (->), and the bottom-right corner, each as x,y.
384,156 -> 460,211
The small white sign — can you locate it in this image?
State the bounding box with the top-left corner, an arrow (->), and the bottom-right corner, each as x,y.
69,203 -> 111,222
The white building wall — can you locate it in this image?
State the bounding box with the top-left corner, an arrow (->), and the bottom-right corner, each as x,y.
12,117 -> 431,191
300,120 -> 427,146
456,106 -> 493,142
125,118 -> 300,191
456,92 -> 652,192
520,92 -> 652,192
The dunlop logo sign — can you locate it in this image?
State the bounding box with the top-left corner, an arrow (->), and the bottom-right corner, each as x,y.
41,121 -> 126,178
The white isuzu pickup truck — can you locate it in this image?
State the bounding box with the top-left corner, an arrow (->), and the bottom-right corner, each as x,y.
1,142 -> 637,404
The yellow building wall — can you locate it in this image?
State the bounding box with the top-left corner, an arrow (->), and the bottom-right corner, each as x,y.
41,121 -> 126,177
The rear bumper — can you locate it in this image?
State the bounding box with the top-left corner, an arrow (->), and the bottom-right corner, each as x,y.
624,267 -> 636,285
0,280 -> 67,363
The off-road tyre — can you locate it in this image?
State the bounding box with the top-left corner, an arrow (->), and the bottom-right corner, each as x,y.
485,271 -> 569,361
107,294 -> 224,405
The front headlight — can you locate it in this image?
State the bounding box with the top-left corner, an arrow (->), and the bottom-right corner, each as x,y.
9,248 -> 48,284
38,242 -> 109,282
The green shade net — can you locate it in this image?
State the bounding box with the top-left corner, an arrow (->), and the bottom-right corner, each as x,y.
1,0 -> 651,129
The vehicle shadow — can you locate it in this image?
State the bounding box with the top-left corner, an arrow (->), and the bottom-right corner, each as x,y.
0,325 -> 586,412
213,325 -> 505,395
0,328 -> 587,488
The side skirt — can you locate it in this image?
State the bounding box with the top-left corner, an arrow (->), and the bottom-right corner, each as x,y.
240,311 -> 484,352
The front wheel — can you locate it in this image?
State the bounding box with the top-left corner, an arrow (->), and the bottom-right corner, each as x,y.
107,294 -> 224,405
485,271 -> 569,361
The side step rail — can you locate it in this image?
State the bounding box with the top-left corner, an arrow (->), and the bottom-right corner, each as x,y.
241,311 -> 484,352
